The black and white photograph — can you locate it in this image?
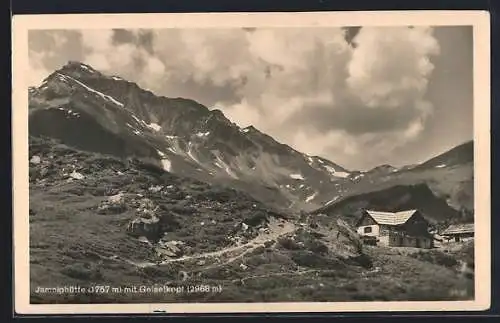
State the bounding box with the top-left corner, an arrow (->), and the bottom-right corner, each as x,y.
12,11 -> 490,314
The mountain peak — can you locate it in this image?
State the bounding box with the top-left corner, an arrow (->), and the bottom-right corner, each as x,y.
55,61 -> 102,79
65,60 -> 96,70
416,140 -> 473,170
209,109 -> 226,119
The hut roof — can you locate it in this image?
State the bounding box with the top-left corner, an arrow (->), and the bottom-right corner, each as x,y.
442,223 -> 474,235
364,209 -> 418,226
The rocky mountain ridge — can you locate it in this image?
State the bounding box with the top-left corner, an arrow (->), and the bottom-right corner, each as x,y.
29,61 -> 474,220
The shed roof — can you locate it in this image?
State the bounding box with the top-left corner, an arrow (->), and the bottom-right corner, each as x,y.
364,209 -> 418,226
442,223 -> 474,235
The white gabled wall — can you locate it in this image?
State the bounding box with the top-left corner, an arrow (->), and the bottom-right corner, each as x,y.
357,224 -> 380,237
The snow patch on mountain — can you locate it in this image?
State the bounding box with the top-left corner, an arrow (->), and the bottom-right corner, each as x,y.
80,64 -> 95,73
435,164 -> 447,168
161,158 -> 172,172
305,192 -> 318,203
58,73 -> 124,107
196,131 -> 210,137
352,173 -> 365,181
323,165 -> 337,175
147,123 -> 162,132
213,152 -> 239,179
156,150 -> 172,171
131,115 -> 143,125
333,171 -> 350,178
54,106 -> 80,118
325,196 -> 340,206
290,173 -> 305,180
186,142 -> 200,164
321,165 -> 350,178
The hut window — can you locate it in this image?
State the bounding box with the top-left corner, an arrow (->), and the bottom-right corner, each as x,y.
364,227 -> 372,233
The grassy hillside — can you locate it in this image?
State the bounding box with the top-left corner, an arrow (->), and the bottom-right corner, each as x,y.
28,137 -> 474,303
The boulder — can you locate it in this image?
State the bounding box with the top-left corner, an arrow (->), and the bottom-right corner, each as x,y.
108,192 -> 124,204
30,155 -> 41,165
126,216 -> 161,238
70,171 -> 85,180
148,185 -> 163,193
137,236 -> 151,245
156,240 -> 185,258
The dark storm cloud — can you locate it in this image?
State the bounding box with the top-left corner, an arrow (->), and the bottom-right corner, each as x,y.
163,77 -> 244,107
286,100 -> 421,135
342,26 -> 362,47
27,26 -> 473,170
111,29 -> 136,45
28,30 -> 86,70
111,29 -> 155,54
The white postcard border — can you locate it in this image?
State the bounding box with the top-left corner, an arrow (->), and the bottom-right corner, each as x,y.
12,10 -> 491,314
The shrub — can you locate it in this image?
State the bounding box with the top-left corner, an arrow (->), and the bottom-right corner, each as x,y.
278,237 -> 301,250
306,240 -> 329,254
348,254 -> 373,269
201,187 -> 236,202
243,211 -> 269,227
410,250 -> 458,268
291,251 -> 336,269
263,240 -> 274,248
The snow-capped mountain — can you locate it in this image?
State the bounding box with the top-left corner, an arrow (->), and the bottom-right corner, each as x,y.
29,61 -> 355,210
309,140 -> 474,221
28,61 -> 474,214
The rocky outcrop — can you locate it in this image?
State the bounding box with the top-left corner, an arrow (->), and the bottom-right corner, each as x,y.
155,238 -> 186,259
126,198 -> 162,239
97,192 -> 127,215
126,215 -> 160,239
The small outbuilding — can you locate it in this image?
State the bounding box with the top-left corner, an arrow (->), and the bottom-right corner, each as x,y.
441,223 -> 474,243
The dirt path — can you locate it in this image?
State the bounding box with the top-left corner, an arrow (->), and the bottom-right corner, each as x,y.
98,219 -> 296,269
151,220 -> 296,267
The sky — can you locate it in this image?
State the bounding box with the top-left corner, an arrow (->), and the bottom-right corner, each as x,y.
28,26 -> 473,170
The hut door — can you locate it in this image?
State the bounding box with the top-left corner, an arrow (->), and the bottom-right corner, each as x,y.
455,236 -> 460,242
416,239 -> 421,248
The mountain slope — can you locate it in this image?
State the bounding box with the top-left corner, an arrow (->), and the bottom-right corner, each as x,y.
29,61 -> 474,219
415,141 -> 473,170
310,141 -> 474,224
29,61 -> 353,211
311,183 -> 461,225
28,136 -> 473,303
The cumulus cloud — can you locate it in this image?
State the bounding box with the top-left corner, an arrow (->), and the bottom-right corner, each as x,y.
28,30 -> 85,86
283,27 -> 440,167
79,29 -> 166,91
28,26 -> 441,169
